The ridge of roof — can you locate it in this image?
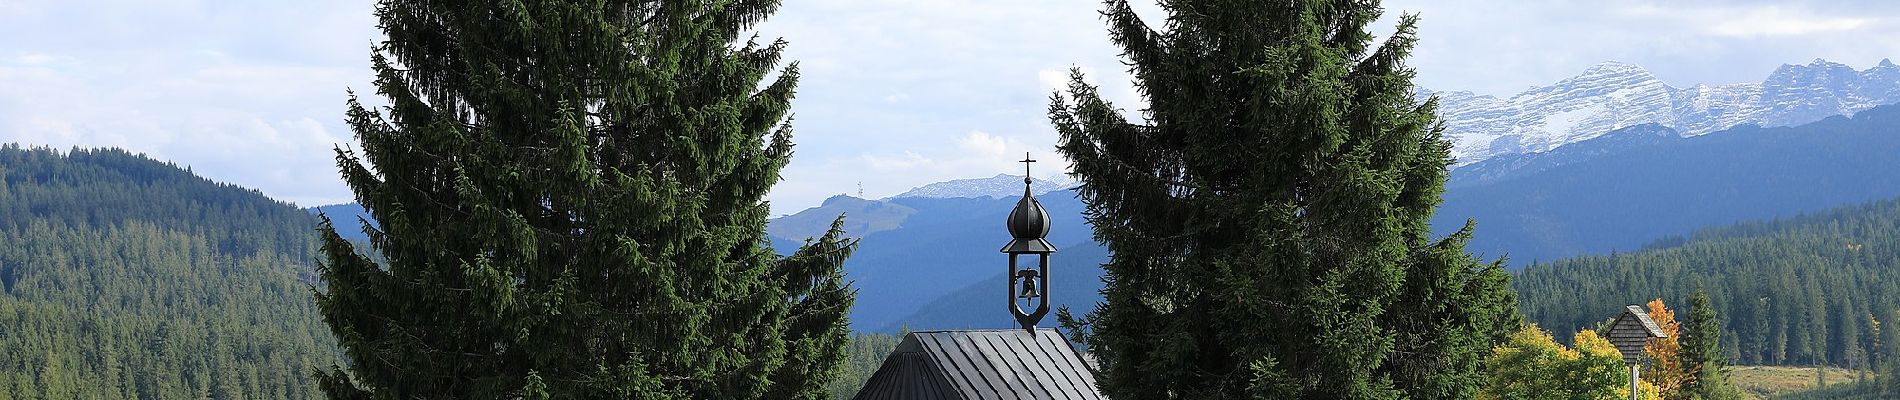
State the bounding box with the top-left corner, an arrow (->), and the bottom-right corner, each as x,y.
854,329 -> 1104,400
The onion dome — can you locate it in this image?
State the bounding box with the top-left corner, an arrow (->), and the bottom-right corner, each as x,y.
1001,182 -> 1057,254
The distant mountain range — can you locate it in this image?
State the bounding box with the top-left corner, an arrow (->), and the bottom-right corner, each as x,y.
767,195 -> 918,241
765,175 -> 1065,246
888,174 -> 1066,200
812,103 -> 1900,332
787,193 -> 1094,331
1446,123 -> 1683,189
1435,104 -> 1900,264
1431,58 -> 1900,165
310,202 -> 372,243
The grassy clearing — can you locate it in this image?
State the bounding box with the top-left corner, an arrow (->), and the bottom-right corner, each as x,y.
1726,365 -> 1869,399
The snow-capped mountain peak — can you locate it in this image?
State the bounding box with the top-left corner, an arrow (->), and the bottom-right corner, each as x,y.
1576,60 -> 1649,78
1430,58 -> 1900,165
888,174 -> 1065,200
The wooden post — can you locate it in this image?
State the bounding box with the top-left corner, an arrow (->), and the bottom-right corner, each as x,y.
1628,363 -> 1640,400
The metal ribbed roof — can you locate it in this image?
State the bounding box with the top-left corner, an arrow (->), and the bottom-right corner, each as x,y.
852,329 -> 1105,400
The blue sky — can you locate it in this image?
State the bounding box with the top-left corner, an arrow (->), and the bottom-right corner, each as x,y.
4,0 -> 1899,214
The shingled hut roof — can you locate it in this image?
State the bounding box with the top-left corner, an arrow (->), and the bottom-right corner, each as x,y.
1607,305 -> 1668,363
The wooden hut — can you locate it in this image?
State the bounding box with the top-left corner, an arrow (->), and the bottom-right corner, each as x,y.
1607,304 -> 1667,363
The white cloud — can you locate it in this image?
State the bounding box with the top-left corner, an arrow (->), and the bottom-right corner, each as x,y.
1038,68 -> 1075,93
1620,4 -> 1875,38
1711,14 -> 1870,38
14,53 -> 60,65
852,130 -> 1049,178
860,151 -> 933,171
957,131 -> 1011,158
0,0 -> 379,207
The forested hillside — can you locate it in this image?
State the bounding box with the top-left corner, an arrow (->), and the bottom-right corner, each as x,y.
1516,196 -> 1900,369
1437,104 -> 1900,265
0,145 -> 336,398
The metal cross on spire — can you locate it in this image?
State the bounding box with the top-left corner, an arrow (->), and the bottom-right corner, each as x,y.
1019,152 -> 1036,186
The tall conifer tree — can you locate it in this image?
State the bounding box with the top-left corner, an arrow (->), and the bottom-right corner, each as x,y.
1881,310 -> 1900,396
314,1 -> 854,398
1681,289 -> 1741,400
1049,1 -> 1518,398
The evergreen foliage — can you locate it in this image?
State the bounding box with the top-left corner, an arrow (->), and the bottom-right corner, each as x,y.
315,0 -> 855,398
1681,289 -> 1744,400
0,145 -> 336,398
1883,310 -> 1900,396
828,332 -> 903,400
1514,197 -> 1900,368
1048,1 -> 1518,398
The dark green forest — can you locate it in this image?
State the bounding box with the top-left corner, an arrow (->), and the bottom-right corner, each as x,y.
829,333 -> 902,399
0,145 -> 335,398
1516,197 -> 1900,369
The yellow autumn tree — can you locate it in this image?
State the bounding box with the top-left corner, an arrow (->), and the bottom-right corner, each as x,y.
1484,325 -> 1662,400
1644,298 -> 1692,399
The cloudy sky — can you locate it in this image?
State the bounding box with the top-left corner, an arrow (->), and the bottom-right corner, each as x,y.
5,0 -> 1900,214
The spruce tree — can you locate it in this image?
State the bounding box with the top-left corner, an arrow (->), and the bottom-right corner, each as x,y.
1681,289 -> 1741,400
1882,310 -> 1900,396
1049,1 -> 1518,398
313,1 -> 855,398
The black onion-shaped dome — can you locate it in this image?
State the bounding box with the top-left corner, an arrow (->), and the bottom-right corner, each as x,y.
1001,187 -> 1057,254
1007,192 -> 1050,239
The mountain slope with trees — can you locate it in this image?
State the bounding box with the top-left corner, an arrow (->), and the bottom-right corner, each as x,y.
1515,196 -> 1900,369
0,145 -> 335,399
1437,103 -> 1900,265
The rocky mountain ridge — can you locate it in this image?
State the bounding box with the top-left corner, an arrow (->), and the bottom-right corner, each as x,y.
1431,58 -> 1900,164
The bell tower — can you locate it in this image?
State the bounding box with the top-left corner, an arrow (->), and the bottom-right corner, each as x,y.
1001,152 -> 1057,332
851,152 -> 1106,400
